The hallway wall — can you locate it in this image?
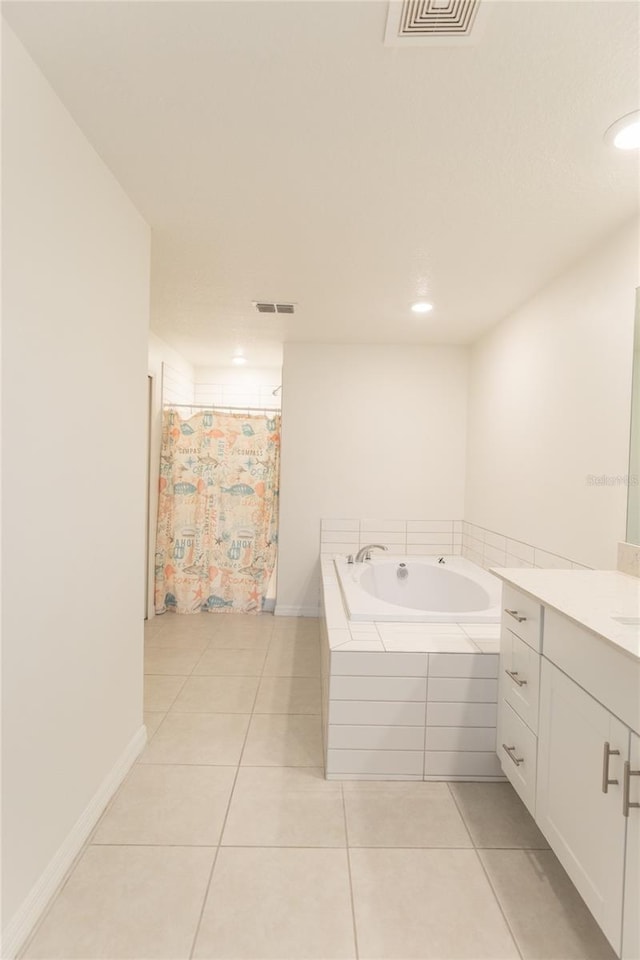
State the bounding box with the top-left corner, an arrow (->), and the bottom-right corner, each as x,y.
1,25 -> 150,953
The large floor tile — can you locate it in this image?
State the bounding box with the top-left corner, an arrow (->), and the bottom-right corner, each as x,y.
93,764 -> 236,845
144,646 -> 204,676
170,675 -> 259,713
207,631 -> 273,650
209,614 -> 274,647
144,712 -> 165,739
449,781 -> 549,849
222,766 -> 345,846
254,676 -> 321,714
344,781 -> 472,847
153,613 -> 218,638
192,647 -> 267,676
23,845 -> 214,959
139,712 -> 250,765
215,613 -> 275,630
193,848 -> 356,959
350,848 -> 519,959
271,617 -> 320,641
144,631 -> 209,653
144,617 -> 167,638
480,849 -> 618,959
262,637 -> 320,677
242,714 -> 323,765
144,675 -> 186,712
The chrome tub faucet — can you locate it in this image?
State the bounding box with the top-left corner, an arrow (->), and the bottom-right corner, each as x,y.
354,544 -> 389,563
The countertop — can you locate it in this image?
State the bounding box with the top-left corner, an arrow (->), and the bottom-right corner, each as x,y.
491,568 -> 640,660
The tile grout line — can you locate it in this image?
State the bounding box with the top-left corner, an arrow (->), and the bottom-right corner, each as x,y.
187,616 -> 274,960
443,781 -> 475,848
446,784 -> 525,960
472,849 -> 526,960
341,785 -> 361,960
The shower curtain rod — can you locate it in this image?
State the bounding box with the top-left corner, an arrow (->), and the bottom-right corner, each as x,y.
164,402 -> 281,415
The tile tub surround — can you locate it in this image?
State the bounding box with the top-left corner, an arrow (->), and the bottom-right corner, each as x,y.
320,517 -> 594,571
461,520 -> 594,572
320,557 -> 504,781
320,518 -> 463,558
306,517 -> 593,618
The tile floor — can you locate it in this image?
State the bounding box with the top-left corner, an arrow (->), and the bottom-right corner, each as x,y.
22,614 -> 617,960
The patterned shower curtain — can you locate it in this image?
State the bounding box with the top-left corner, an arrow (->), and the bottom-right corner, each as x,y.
154,408 -> 280,615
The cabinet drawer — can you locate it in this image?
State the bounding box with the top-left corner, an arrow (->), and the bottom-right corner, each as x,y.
499,699 -> 538,815
502,584 -> 542,652
500,627 -> 541,733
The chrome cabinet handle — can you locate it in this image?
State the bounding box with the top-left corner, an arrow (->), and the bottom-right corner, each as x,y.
505,669 -> 527,687
623,761 -> 640,817
504,609 -> 527,623
502,743 -> 524,766
602,741 -> 620,793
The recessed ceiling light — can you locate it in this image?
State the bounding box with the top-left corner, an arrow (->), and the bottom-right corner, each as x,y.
605,110 -> 640,150
232,355 -> 246,366
411,301 -> 433,314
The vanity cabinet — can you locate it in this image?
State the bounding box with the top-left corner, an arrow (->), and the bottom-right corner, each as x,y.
497,577 -> 640,959
536,659 -> 629,952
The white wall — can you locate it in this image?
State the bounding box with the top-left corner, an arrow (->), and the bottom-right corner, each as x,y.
277,344 -> 468,613
1,25 -> 150,953
465,218 -> 639,571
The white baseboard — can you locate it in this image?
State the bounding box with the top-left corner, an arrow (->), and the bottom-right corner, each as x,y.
1,724 -> 147,960
274,604 -> 320,618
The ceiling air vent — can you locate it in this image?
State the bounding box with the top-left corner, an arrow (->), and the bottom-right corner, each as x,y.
253,302 -> 296,314
384,0 -> 486,46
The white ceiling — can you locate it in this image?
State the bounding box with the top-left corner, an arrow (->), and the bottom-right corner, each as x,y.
4,0 -> 639,367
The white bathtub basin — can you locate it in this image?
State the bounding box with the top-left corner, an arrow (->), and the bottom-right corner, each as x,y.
334,555 -> 502,622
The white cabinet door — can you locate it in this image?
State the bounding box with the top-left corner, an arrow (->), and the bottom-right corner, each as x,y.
622,731 -> 640,960
537,659 -> 629,954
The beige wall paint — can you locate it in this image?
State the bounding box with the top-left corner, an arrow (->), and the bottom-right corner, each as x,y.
465,217 -> 639,570
1,24 -> 150,944
277,344 -> 468,613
